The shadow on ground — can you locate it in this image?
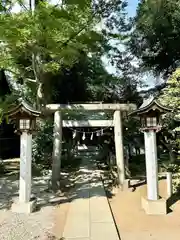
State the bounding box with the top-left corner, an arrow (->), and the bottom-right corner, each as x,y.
0,147 -> 119,212
167,192 -> 180,213
2,148 -> 180,216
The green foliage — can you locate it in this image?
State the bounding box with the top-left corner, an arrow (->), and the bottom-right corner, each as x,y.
1,3 -> 98,71
124,117 -> 142,144
0,0 -> 13,12
0,0 -> 130,107
32,117 -> 81,170
130,0 -> 180,75
162,163 -> 180,193
44,52 -> 142,104
0,1 -> 111,106
154,69 -> 180,162
160,68 -> 180,109
162,163 -> 179,173
32,119 -> 54,167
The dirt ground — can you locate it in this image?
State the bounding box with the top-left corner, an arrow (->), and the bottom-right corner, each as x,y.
52,198 -> 70,239
109,180 -> 180,240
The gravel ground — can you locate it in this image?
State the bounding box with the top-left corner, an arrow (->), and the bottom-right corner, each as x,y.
0,207 -> 56,240
0,150 -> 90,239
0,174 -> 69,240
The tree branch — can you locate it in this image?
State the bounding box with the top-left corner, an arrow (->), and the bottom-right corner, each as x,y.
4,69 -> 20,78
57,1 -> 104,48
18,0 -> 29,11
25,78 -> 37,83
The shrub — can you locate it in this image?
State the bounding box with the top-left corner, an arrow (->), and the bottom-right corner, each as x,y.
32,118 -> 81,172
32,119 -> 54,168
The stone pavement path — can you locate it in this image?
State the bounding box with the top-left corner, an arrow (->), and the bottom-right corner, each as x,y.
62,154 -> 119,240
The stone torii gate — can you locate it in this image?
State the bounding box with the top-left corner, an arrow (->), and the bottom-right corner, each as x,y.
46,103 -> 137,188
2,100 -> 136,213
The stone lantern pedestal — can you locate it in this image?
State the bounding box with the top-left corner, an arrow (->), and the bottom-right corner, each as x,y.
11,132 -> 36,214
141,129 -> 167,215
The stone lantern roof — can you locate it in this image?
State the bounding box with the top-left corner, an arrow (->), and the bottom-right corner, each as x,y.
131,96 -> 172,116
4,98 -> 41,119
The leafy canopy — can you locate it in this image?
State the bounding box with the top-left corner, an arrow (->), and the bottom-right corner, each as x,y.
130,0 -> 180,76
160,68 -> 180,110
0,1 -> 104,75
0,0 -> 128,106
157,68 -> 180,162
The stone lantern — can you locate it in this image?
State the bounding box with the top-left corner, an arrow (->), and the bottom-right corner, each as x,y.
132,96 -> 171,215
4,99 -> 41,213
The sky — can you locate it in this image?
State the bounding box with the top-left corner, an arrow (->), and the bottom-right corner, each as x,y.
105,0 -> 161,89
126,0 -> 139,17
127,0 -> 163,89
103,0 -> 140,77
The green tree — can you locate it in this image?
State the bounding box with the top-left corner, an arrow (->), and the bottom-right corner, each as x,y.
47,52 -> 141,104
157,69 -> 180,162
160,68 -> 180,109
130,0 -> 180,76
0,0 -> 128,107
0,1 -> 104,107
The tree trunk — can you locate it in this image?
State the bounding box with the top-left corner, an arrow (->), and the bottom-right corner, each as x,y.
36,82 -> 44,109
160,139 -> 175,163
169,147 -> 175,163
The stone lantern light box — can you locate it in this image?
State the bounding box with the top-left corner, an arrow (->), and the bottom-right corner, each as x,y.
135,96 -> 172,131
4,99 -> 41,133
4,99 -> 41,214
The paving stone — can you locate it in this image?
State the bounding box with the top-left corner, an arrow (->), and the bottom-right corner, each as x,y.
63,214 -> 90,238
90,222 -> 119,240
62,155 -> 119,240
66,238 -> 89,240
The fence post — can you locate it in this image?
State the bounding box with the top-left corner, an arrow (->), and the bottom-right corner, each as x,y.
167,172 -> 173,197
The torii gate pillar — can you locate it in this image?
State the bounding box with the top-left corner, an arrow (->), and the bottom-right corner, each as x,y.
114,110 -> 126,188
